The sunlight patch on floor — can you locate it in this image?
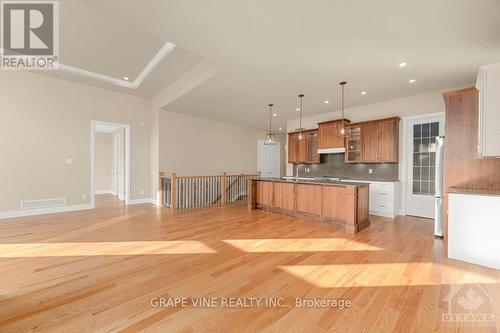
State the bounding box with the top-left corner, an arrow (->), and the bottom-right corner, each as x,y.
223,238 -> 384,253
0,240 -> 217,257
278,263 -> 500,288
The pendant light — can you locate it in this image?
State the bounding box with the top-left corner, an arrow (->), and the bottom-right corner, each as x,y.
296,94 -> 306,140
264,104 -> 277,145
339,81 -> 348,136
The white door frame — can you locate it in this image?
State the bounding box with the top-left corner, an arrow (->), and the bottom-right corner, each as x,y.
113,133 -> 120,197
401,112 -> 445,218
91,120 -> 130,208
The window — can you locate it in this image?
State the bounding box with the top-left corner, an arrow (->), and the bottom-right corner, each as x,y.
412,122 -> 439,195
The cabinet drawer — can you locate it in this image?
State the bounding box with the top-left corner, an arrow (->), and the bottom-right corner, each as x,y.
370,189 -> 392,200
370,182 -> 394,190
370,202 -> 392,212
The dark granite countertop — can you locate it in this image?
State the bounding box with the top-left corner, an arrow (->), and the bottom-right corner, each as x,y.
448,187 -> 500,197
255,178 -> 369,187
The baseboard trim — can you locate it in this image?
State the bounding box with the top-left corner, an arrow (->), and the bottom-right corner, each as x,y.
127,198 -> 156,205
0,203 -> 93,220
96,190 -> 114,195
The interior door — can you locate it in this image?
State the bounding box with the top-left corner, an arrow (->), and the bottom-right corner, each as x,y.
257,140 -> 281,178
406,114 -> 445,218
362,122 -> 379,162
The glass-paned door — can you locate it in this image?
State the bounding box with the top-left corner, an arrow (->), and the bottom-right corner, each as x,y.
406,115 -> 445,218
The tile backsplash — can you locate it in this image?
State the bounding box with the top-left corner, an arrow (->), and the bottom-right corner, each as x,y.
293,154 -> 399,181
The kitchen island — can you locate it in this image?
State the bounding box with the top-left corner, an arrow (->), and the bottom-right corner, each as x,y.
248,178 -> 370,234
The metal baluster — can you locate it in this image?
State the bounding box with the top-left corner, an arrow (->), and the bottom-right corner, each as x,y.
183,179 -> 186,209
189,178 -> 193,208
209,177 -> 212,205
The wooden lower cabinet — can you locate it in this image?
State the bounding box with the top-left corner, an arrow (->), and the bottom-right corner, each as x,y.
256,181 -> 273,206
249,179 -> 370,234
322,186 -> 347,221
273,182 -> 295,210
296,184 -> 322,217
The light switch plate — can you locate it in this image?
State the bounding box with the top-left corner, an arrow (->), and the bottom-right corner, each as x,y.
65,158 -> 73,165
369,169 -> 373,174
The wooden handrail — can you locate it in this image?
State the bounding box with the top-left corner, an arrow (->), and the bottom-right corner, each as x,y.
160,173 -> 260,179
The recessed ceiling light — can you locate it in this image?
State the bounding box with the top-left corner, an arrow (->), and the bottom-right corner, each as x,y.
361,91 -> 367,95
296,107 -> 300,111
399,62 -> 407,68
273,113 -> 277,117
123,76 -> 129,81
409,79 -> 416,84
324,100 -> 329,104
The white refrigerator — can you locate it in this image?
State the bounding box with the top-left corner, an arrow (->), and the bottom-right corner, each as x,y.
434,136 -> 445,237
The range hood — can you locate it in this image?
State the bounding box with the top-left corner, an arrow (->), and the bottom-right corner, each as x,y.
317,147 -> 345,154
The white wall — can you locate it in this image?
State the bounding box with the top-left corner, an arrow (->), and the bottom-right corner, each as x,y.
94,133 -> 113,191
159,110 -> 269,176
0,71 -> 152,212
286,87 -> 468,215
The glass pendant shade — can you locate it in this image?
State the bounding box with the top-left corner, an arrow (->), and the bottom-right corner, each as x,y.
337,81 -> 348,137
264,103 -> 277,145
264,132 -> 277,145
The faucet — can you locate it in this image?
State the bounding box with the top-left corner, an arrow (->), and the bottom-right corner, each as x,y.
295,164 -> 307,181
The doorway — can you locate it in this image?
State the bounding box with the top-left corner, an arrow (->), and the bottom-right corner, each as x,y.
257,139 -> 281,178
91,121 -> 130,208
405,113 -> 445,218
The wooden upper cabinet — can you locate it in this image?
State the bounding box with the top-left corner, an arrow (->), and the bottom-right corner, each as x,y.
360,117 -> 399,163
288,133 -> 299,163
378,118 -> 399,162
288,130 -> 320,164
361,122 -> 379,162
305,131 -> 320,163
297,135 -> 308,163
318,120 -> 346,149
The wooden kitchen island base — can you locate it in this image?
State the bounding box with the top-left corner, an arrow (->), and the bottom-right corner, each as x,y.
248,178 -> 370,234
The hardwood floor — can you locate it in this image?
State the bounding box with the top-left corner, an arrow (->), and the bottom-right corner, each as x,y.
0,195 -> 499,332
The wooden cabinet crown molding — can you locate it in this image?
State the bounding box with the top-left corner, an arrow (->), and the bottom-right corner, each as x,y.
317,118 -> 351,126
442,87 -> 477,98
348,116 -> 401,127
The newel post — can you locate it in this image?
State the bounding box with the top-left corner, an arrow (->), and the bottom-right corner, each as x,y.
159,172 -> 164,207
221,172 -> 227,204
171,172 -> 177,211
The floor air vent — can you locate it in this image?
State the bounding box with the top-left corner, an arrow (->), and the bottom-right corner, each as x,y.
21,198 -> 67,210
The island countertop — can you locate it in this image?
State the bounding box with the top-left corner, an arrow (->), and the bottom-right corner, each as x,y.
248,178 -> 370,234
256,177 -> 370,187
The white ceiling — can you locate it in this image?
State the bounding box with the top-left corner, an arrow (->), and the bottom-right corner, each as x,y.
39,0 -> 500,130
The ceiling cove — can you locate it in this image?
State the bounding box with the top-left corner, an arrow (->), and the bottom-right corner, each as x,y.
57,41 -> 176,89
